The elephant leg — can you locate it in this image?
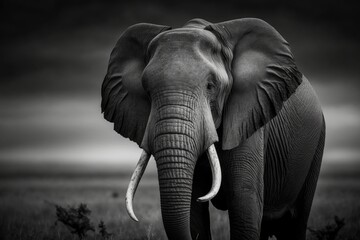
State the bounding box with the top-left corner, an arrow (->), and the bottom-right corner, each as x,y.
274,121 -> 325,240
226,129 -> 264,240
190,154 -> 212,240
296,120 -> 325,225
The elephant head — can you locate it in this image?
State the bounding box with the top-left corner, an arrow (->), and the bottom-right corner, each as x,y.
101,18 -> 302,239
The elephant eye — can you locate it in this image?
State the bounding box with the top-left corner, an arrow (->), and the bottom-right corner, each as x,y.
206,75 -> 217,94
206,82 -> 217,97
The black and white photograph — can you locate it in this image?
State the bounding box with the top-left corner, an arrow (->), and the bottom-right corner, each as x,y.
1,0 -> 359,239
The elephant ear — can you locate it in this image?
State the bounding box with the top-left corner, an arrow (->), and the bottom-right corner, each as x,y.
206,18 -> 303,150
101,23 -> 171,146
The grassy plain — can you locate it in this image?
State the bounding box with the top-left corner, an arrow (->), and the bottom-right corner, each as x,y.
0,163 -> 359,240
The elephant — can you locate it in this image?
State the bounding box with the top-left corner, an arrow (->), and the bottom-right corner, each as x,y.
101,18 -> 325,240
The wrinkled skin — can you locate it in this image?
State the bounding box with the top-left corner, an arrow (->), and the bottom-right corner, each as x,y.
101,18 -> 325,240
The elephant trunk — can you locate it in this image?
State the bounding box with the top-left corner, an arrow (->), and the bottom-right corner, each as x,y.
156,154 -> 194,240
130,89 -> 221,239
155,143 -> 222,240
150,91 -> 198,240
154,118 -> 197,239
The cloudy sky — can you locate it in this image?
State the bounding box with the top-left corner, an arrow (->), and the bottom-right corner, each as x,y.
1,0 -> 359,172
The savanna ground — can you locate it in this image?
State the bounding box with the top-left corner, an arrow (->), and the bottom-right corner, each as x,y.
0,162 -> 360,240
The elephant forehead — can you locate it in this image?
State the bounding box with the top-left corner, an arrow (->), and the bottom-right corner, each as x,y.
147,29 -> 225,77
145,50 -> 212,82
149,28 -> 221,55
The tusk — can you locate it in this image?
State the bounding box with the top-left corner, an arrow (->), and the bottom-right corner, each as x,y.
125,150 -> 151,222
197,144 -> 222,202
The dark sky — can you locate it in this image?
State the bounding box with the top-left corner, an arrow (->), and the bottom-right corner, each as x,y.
1,0 -> 360,170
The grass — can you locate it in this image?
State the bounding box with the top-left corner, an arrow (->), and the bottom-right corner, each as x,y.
0,169 -> 359,240
54,203 -> 95,239
308,215 -> 345,240
0,176 -> 165,240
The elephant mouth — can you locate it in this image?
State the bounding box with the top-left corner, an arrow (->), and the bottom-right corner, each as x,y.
125,144 -> 222,222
